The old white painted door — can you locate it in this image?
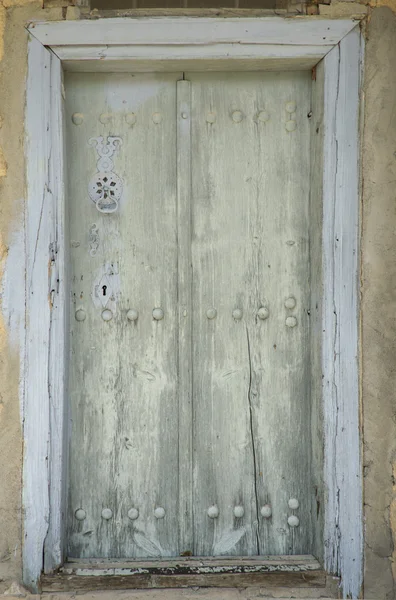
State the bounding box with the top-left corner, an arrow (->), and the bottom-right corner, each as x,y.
65,70 -> 313,560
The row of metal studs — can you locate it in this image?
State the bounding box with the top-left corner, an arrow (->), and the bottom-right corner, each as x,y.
75,304 -> 298,327
71,102 -> 298,128
75,499 -> 300,527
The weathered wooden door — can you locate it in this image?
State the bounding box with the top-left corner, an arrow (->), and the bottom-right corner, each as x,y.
66,70 -> 313,560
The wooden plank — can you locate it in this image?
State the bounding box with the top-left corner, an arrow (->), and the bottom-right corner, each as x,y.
308,52 -> 325,566
60,56 -> 324,74
51,43 -> 328,72
65,72 -> 181,559
176,80 -> 193,556
189,71 -> 313,557
28,17 -> 357,47
44,49 -> 69,575
61,561 -> 320,577
41,569 -> 326,591
322,27 -> 363,600
65,554 -> 320,567
23,35 -> 53,592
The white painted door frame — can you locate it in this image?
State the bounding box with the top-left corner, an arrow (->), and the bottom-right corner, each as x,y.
23,16 -> 363,598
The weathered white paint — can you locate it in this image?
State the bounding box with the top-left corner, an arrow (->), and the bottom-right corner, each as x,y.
65,72 -> 181,559
27,17 -> 357,48
176,79 -> 193,555
322,28 -> 363,600
24,35 -> 52,591
308,48 -> 325,567
189,71 -> 313,557
60,554 -> 321,575
44,49 -> 69,575
21,17 -> 363,597
50,44 -> 330,73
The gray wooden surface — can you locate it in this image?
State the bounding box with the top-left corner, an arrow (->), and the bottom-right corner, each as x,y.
66,72 -> 181,558
66,70 -> 314,559
189,71 -> 312,556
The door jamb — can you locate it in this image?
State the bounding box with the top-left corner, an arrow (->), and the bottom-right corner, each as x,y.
23,17 -> 363,598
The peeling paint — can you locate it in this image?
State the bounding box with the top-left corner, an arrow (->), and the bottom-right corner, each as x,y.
0,0 -> 395,597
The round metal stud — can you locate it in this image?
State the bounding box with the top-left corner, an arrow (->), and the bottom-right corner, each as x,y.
206,112 -> 216,124
288,498 -> 299,510
232,110 -> 243,123
72,113 -> 84,125
207,505 -> 219,519
153,308 -> 164,321
125,112 -> 137,126
260,505 -> 272,518
206,308 -> 217,320
232,308 -> 243,320
152,113 -> 162,124
285,120 -> 297,132
75,508 -> 86,521
127,309 -> 139,321
128,508 -> 139,520
99,113 -> 112,124
102,309 -> 113,322
258,110 -> 270,123
234,505 -> 245,518
101,508 -> 113,520
182,112 -> 188,119
285,316 -> 297,328
287,515 -> 300,527
284,297 -> 296,309
75,309 -> 86,322
285,101 -> 297,114
257,307 -> 270,320
154,507 -> 166,519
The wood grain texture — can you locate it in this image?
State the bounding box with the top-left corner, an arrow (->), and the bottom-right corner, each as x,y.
41,570 -> 326,591
309,56 -> 325,565
44,49 -> 69,575
189,71 -> 313,557
65,554 -> 321,566
42,556 -> 325,591
28,17 -> 356,48
66,72 -> 182,558
176,80 -> 193,555
52,44 -> 328,73
24,36 -> 53,591
322,27 -> 363,599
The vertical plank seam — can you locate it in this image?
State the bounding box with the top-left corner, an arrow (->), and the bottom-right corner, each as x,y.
245,326 -> 260,554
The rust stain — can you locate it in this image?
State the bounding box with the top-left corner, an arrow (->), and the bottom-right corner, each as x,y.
311,66 -> 317,81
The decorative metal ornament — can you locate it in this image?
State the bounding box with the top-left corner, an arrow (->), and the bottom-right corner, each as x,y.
88,136 -> 123,214
89,223 -> 99,256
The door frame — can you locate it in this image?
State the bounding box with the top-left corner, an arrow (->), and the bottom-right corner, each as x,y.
22,16 -> 363,597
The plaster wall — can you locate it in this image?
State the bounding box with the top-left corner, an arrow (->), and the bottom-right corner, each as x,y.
0,2 -> 395,598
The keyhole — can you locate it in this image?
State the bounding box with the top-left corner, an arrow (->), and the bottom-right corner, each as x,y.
102,285 -> 107,296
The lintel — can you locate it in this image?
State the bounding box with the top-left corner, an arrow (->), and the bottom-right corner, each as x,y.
27,17 -> 358,47
26,17 -> 359,72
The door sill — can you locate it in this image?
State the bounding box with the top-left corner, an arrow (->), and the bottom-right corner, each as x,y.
41,555 -> 327,592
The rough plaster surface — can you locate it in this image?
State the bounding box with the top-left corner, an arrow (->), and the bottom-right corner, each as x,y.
0,1 -> 396,599
361,8 -> 396,599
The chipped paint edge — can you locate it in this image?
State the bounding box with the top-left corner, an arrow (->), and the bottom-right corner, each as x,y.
23,35 -> 68,592
322,27 -> 363,600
